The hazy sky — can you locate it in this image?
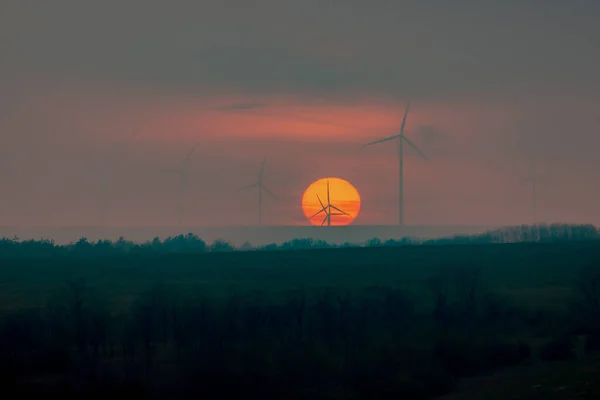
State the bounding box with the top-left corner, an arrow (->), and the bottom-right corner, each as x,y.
1,1 -> 599,227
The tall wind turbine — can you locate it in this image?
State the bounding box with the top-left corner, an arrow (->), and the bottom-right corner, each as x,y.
160,143 -> 197,225
309,180 -> 350,227
239,157 -> 276,225
363,101 -> 426,226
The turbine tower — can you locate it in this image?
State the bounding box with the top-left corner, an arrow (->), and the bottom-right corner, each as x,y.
363,101 -> 426,226
309,180 -> 350,227
240,157 -> 276,225
160,143 -> 197,225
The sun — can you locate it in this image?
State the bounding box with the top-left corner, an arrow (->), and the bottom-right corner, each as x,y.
302,177 -> 361,226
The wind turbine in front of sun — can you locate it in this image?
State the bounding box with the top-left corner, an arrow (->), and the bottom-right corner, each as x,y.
363,101 -> 427,226
310,180 -> 351,227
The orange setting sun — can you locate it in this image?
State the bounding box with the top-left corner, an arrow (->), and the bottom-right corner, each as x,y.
302,177 -> 361,226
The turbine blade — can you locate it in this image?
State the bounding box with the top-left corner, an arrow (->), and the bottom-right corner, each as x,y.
316,194 -> 325,209
330,205 -> 350,216
321,215 -> 328,226
402,136 -> 427,159
182,143 -> 198,167
258,157 -> 266,182
260,184 -> 276,198
399,101 -> 411,136
310,208 -> 325,219
363,134 -> 401,147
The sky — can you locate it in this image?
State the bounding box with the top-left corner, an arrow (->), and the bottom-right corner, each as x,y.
1,0 -> 599,228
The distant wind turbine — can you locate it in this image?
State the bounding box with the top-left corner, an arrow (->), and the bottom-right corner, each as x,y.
363,101 -> 427,226
239,157 -> 276,225
309,180 -> 350,227
160,143 -> 197,225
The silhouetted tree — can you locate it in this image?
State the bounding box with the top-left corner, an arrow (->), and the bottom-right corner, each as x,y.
240,241 -> 253,251
209,239 -> 234,252
366,237 -> 382,247
73,238 -> 93,253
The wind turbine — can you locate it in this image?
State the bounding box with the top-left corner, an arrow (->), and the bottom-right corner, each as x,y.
160,143 -> 197,225
239,157 -> 275,225
363,101 -> 426,226
309,180 -> 350,227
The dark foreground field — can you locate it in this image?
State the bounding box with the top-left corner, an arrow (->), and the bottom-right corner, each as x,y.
436,355 -> 600,400
1,241 -> 600,398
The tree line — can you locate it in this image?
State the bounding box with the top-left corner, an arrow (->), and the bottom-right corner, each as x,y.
0,223 -> 597,257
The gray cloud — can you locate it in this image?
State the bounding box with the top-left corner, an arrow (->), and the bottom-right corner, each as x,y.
2,1 -> 599,98
215,102 -> 270,111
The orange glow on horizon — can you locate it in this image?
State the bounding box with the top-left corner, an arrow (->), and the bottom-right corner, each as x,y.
302,177 -> 361,226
